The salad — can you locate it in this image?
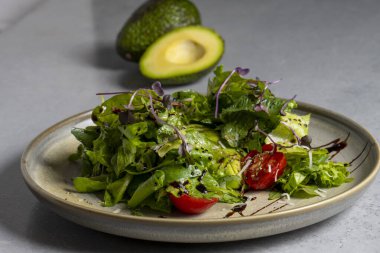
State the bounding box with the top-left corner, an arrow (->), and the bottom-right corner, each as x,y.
69,66 -> 353,215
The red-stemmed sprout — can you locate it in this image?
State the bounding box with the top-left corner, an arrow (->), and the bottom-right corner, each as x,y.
214,67 -> 250,118
151,81 -> 164,96
252,78 -> 284,114
280,95 -> 297,116
148,94 -> 193,164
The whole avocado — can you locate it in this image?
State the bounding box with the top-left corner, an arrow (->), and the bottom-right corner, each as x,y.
116,0 -> 201,62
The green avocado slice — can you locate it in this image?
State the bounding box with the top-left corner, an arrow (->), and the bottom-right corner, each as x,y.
139,26 -> 224,85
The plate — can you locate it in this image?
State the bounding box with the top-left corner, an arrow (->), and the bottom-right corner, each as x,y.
21,102 -> 380,243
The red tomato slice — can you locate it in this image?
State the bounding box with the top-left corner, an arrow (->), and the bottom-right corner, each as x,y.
169,194 -> 218,214
262,143 -> 277,152
243,144 -> 286,190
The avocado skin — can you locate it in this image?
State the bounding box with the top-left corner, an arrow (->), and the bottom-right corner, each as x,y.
116,0 -> 201,62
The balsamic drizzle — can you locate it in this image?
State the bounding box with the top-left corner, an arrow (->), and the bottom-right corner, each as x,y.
169,181 -> 189,195
224,203 -> 247,218
196,184 -> 207,194
198,170 -> 207,182
349,142 -> 369,166
249,197 -> 282,216
349,143 -> 372,174
269,203 -> 288,213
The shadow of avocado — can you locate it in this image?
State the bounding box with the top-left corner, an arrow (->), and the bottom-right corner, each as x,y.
71,0 -> 152,90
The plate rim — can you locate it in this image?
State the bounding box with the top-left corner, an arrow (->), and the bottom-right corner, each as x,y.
21,101 -> 380,225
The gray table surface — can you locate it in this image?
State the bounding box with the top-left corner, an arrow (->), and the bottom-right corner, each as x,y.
1,0 -> 379,252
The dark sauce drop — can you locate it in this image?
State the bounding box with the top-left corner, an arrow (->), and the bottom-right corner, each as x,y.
326,141 -> 347,153
224,203 -> 247,218
169,181 -> 189,195
196,184 -> 207,194
198,170 -> 207,182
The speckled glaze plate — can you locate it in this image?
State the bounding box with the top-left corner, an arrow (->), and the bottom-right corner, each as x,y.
21,102 -> 380,243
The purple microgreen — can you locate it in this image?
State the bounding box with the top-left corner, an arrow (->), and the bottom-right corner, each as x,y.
253,122 -> 277,151
148,94 -> 166,125
162,94 -> 173,110
125,89 -> 142,110
254,104 -> 269,113
96,91 -> 132,96
280,95 -> 297,116
214,67 -> 250,118
214,70 -> 236,118
235,67 -> 250,76
151,81 -> 164,96
253,82 -> 270,113
97,90 -> 162,103
254,122 -> 295,150
280,120 -> 302,145
119,110 -> 135,125
258,82 -> 269,100
247,81 -> 258,87
268,79 -> 282,85
148,94 -> 193,163
300,135 -> 312,148
172,125 -> 192,159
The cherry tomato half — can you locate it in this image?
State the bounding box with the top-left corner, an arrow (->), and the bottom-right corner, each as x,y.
169,194 -> 218,214
243,144 -> 287,190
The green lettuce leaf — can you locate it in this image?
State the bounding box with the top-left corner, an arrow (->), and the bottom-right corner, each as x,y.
275,147 -> 352,198
266,113 -> 310,145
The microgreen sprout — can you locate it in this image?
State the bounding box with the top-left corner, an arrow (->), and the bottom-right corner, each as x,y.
125,89 -> 141,110
151,81 -> 164,96
148,94 -> 193,163
162,95 -> 173,110
280,95 -> 297,116
280,120 -> 302,146
214,67 -> 250,118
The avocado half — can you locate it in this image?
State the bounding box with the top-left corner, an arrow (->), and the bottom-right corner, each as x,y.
139,26 -> 224,85
116,0 -> 201,62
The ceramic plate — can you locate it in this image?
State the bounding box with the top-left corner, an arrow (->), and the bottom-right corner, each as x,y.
21,102 -> 380,243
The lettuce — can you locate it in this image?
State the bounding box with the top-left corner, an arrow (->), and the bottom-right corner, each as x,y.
274,147 -> 353,198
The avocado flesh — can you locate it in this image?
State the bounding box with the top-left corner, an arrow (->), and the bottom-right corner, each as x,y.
139,26 -> 224,85
116,0 -> 201,62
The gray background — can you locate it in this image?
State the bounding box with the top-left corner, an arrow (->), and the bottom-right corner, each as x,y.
0,0 -> 379,252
